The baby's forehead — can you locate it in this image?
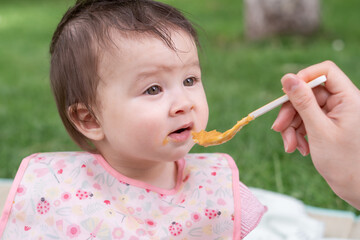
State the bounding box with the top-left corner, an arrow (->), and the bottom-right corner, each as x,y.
101,27 -> 196,54
96,29 -> 199,82
101,30 -> 154,51
98,28 -> 198,65
97,31 -> 159,68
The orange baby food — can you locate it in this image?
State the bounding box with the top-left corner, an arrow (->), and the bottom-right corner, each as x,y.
162,137 -> 169,145
192,115 -> 254,147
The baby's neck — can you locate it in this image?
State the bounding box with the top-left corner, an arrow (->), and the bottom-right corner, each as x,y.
106,157 -> 178,190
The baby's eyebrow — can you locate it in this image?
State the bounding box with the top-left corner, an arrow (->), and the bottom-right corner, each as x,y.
188,60 -> 201,70
183,59 -> 200,68
136,60 -> 201,79
185,60 -> 202,72
190,60 -> 202,71
135,67 -> 165,80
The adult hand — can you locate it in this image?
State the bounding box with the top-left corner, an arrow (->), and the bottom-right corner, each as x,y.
272,61 -> 360,209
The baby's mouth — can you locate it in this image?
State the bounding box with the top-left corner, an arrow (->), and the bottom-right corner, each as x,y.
171,123 -> 193,134
172,127 -> 190,134
164,123 -> 194,144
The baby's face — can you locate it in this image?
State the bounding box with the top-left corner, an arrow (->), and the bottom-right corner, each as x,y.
95,29 -> 209,164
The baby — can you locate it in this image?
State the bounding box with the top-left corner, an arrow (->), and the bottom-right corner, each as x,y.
0,0 -> 266,239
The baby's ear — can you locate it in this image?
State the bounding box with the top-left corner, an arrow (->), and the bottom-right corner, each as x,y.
68,103 -> 104,141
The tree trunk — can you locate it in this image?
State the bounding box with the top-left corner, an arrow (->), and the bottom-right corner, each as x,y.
244,0 -> 321,40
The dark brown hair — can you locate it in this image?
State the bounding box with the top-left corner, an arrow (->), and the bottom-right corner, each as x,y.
50,0 -> 199,152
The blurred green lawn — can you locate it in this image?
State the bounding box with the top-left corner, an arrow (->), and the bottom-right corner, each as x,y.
1,0 -> 359,212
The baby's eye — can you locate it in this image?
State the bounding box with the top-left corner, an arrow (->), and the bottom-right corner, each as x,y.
145,85 -> 162,95
183,77 -> 196,87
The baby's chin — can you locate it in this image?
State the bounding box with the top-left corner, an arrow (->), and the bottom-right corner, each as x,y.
163,141 -> 195,162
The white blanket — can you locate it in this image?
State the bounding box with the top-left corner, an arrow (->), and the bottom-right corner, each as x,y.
247,188 -> 356,240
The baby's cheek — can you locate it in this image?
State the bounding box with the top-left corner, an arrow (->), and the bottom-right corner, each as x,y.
132,120 -> 164,143
199,104 -> 209,130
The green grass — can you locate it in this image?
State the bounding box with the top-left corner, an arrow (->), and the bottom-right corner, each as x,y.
1,0 -> 359,213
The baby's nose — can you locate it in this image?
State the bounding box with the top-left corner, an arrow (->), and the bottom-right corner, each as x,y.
169,96 -> 194,116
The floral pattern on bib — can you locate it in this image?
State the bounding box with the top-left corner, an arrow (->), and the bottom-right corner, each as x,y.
0,152 -> 265,239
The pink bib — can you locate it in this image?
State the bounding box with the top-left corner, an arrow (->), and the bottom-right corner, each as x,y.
0,152 -> 265,239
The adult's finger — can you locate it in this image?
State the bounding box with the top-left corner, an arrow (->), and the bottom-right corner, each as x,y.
297,60 -> 355,95
281,73 -> 330,133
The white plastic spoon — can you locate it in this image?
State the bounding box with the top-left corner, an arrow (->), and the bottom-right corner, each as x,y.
192,75 -> 327,147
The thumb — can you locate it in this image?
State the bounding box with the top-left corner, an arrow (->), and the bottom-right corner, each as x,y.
281,74 -> 327,131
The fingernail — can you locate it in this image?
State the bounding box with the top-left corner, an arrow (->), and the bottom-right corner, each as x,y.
271,115 -> 281,131
297,146 -> 307,156
271,121 -> 280,132
283,75 -> 300,93
283,136 -> 289,152
271,121 -> 276,130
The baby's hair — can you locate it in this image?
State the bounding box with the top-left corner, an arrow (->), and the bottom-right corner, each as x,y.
49,0 -> 199,152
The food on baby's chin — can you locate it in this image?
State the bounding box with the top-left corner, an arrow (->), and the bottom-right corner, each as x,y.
192,115 -> 253,147
163,137 -> 169,145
